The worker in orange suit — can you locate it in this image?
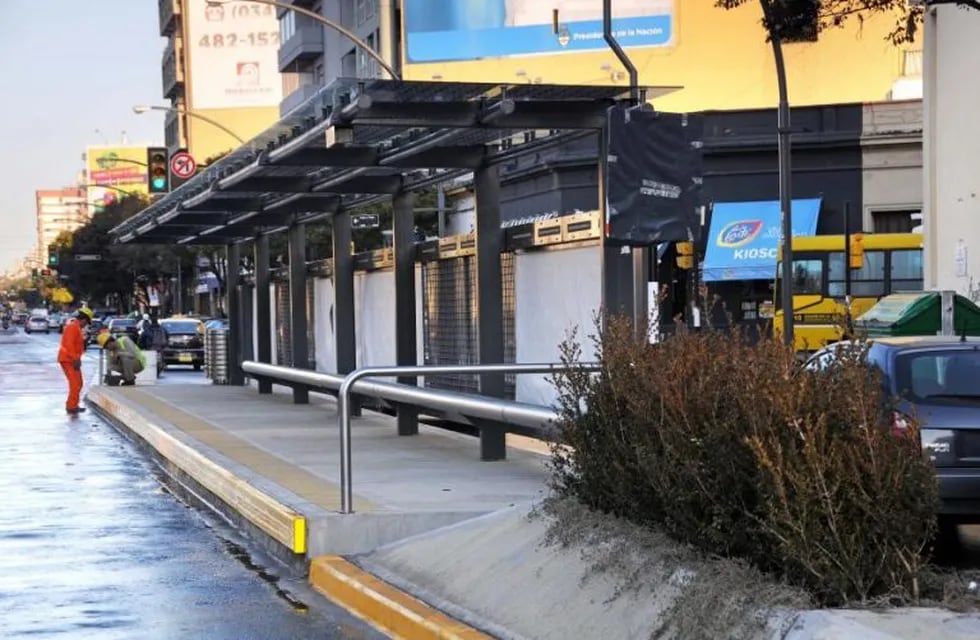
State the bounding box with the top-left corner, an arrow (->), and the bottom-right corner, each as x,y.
58,307 -> 93,415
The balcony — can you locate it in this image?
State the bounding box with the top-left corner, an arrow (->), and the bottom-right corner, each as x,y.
162,38 -> 185,100
280,83 -> 322,116
159,0 -> 180,37
278,25 -> 325,71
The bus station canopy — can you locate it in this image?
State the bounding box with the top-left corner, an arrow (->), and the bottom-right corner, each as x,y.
111,78 -> 681,246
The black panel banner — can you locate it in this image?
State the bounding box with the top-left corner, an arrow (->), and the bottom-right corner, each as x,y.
605,105 -> 703,245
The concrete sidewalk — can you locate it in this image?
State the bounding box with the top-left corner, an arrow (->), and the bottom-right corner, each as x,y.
86,381 -> 980,640
86,382 -> 546,638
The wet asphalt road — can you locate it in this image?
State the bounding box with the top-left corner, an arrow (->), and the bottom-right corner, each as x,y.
0,328 -> 383,640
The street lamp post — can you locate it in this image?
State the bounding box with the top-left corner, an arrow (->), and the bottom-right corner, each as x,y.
206,0 -> 400,80
760,0 -> 795,347
132,105 -> 247,145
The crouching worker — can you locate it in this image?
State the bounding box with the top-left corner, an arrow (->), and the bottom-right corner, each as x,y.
97,332 -> 145,386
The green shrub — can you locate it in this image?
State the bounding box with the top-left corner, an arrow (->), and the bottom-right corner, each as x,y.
550,317 -> 938,606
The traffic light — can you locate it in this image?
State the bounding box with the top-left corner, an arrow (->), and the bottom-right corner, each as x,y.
147,147 -> 170,193
849,233 -> 865,269
676,241 -> 695,270
31,268 -> 38,279
47,245 -> 58,267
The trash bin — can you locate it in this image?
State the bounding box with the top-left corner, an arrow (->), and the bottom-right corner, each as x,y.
856,291 -> 980,338
136,351 -> 159,385
206,327 -> 230,384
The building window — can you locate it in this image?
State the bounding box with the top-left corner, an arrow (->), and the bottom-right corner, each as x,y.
313,60 -> 325,85
872,209 -> 921,234
280,11 -> 296,42
902,50 -> 923,77
355,0 -> 376,26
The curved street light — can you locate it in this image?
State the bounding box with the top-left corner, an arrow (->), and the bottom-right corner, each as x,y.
132,104 -> 247,145
206,0 -> 400,80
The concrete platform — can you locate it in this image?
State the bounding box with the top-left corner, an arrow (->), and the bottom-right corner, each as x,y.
86,383 -> 549,557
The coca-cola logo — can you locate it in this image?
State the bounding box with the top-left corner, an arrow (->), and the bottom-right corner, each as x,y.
717,220 -> 764,248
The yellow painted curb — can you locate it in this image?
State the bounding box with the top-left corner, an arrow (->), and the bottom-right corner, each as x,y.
88,387 -> 307,554
310,556 -> 492,640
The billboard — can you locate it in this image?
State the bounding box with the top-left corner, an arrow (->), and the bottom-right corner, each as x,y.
403,0 -> 674,63
85,146 -> 150,212
185,0 -> 283,110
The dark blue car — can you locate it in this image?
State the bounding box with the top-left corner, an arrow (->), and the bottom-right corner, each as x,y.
807,336 -> 980,523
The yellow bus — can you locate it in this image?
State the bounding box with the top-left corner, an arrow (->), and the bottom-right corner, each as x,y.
774,233 -> 924,352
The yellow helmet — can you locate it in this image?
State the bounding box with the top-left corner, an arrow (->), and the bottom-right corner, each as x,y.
96,332 -> 113,348
77,307 -> 94,321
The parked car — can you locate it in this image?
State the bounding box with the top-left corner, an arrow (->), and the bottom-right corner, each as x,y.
13,311 -> 28,326
106,317 -> 139,341
25,315 -> 49,334
159,318 -> 205,370
47,313 -> 63,332
807,336 -> 980,525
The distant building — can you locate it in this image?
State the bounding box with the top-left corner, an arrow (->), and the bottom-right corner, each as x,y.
35,188 -> 87,265
159,0 -> 284,163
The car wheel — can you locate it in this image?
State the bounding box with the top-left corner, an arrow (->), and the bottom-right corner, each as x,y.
193,364 -> 202,371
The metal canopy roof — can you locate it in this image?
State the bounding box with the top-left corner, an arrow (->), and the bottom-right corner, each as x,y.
113,78 -> 680,245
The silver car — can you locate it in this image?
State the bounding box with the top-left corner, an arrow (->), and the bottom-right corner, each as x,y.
25,316 -> 49,334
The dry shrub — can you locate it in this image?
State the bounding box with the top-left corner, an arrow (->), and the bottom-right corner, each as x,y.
550,317 -> 939,606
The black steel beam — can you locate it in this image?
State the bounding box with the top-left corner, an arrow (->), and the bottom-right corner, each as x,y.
182,197 -> 263,212
254,234 -> 272,394
271,146 -> 380,167
347,100 -> 481,128
226,242 -> 245,385
315,173 -> 403,195
264,193 -> 341,215
288,223 -> 310,404
392,191 -> 418,436
474,164 -> 506,461
382,145 -> 487,169
485,99 -> 612,130
166,213 -> 228,226
230,176 -> 312,193
332,210 -> 356,377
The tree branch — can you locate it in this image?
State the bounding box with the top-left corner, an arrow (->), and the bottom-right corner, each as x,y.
929,0 -> 980,10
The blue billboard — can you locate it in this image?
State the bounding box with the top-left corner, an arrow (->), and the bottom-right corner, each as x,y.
403,1 -> 674,64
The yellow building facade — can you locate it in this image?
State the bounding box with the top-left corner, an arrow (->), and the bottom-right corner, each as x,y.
161,0 -> 283,165
401,1 -> 916,113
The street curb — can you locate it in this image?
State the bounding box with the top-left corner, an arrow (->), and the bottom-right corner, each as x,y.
310,556 -> 493,640
87,387 -> 307,555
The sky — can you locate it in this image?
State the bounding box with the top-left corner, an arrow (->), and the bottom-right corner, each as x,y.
0,1 -> 167,273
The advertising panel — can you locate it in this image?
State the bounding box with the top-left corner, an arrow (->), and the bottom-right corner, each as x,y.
606,106 -> 704,246
185,0 -> 283,110
403,0 -> 674,63
85,146 -> 150,212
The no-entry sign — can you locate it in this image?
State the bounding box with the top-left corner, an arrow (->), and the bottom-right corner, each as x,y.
170,151 -> 197,179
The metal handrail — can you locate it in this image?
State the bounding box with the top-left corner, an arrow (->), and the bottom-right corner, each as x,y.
337,363 -> 600,514
241,360 -> 601,514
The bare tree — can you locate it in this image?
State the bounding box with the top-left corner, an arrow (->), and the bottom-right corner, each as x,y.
716,0 -> 980,44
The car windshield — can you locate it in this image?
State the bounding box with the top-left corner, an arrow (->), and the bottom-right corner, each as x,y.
163,321 -> 201,333
112,319 -> 136,327
895,349 -> 980,403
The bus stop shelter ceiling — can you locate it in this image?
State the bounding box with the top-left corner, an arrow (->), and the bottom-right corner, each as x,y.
112,78 -> 680,246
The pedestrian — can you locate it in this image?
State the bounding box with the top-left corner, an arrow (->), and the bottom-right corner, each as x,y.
57,307 -> 94,415
96,332 -> 146,386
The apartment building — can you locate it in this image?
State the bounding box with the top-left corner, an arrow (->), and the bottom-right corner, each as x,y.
35,188 -> 88,264
277,0 -> 396,115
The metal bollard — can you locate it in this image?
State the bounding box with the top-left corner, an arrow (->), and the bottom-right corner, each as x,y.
97,347 -> 104,386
